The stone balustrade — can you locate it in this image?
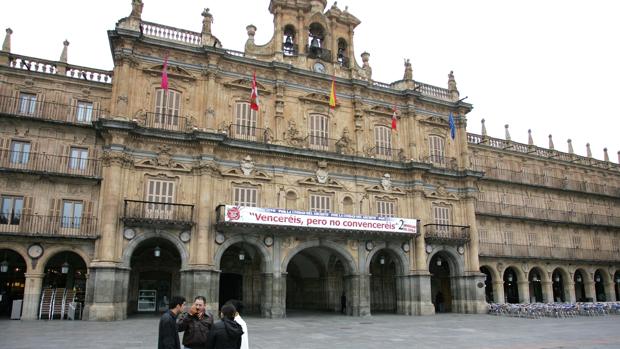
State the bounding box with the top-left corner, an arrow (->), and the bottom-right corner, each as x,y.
141,21 -> 202,46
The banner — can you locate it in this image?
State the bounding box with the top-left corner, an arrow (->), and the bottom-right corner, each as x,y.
222,205 -> 417,234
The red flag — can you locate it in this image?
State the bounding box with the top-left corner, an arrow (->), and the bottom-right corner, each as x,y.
161,55 -> 169,91
329,76 -> 337,109
250,72 -> 259,111
391,105 -> 398,130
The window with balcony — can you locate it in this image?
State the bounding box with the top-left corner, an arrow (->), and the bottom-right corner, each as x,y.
377,199 -> 394,218
146,179 -> 175,219
572,236 -> 581,248
310,194 -> 331,213
69,147 -> 89,170
18,93 -> 37,115
233,187 -> 258,207
433,205 -> 450,233
503,231 -> 514,245
0,195 -> 23,225
154,89 -> 181,128
61,200 -> 83,228
9,140 -> 30,165
76,101 -> 93,123
234,102 -> 257,140
429,135 -> 445,165
309,114 -> 329,150
374,126 -> 392,158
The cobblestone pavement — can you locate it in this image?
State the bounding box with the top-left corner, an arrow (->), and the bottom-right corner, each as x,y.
1,312 -> 619,349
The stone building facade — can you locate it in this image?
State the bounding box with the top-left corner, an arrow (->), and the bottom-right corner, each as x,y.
0,0 -> 618,321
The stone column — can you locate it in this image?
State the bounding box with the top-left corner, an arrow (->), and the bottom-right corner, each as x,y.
541,280 -> 554,303
21,272 -> 44,320
261,272 -> 286,318
517,280 -> 530,303
464,195 -> 480,272
346,273 -> 371,316
604,280 -> 616,302
565,280 -> 576,303
83,267 -> 129,321
205,70 -> 217,130
97,155 -> 124,262
492,280 -> 505,304
412,192 -> 427,271
179,269 -> 220,313
584,280 -> 596,301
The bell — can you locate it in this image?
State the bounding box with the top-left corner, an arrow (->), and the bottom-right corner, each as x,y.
310,37 -> 320,48
284,36 -> 293,49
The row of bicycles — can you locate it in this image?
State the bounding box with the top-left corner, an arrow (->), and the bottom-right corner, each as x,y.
488,302 -> 620,319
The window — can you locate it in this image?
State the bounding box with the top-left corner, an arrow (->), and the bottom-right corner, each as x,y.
0,195 -> 24,225
61,200 -> 83,228
374,126 -> 392,158
283,25 -> 297,56
18,93 -> 37,115
309,114 -> 328,150
429,135 -> 445,165
69,147 -> 89,170
154,89 -> 181,128
146,179 -> 175,219
76,101 -> 93,123
9,140 -> 30,165
433,205 -> 450,233
377,200 -> 394,218
479,230 -> 489,243
503,231 -> 514,245
234,102 -> 257,140
592,237 -> 600,250
337,38 -> 348,67
572,236 -> 581,248
528,233 -> 537,245
551,234 -> 560,247
233,187 -> 258,207
310,194 -> 331,213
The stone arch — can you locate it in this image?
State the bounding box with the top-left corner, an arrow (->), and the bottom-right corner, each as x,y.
480,264 -> 499,281
528,265 -> 548,282
0,243 -> 29,271
574,267 -> 589,282
594,267 -> 610,284
503,264 -> 526,281
364,241 -> 408,275
214,234 -> 272,273
552,266 -> 571,282
281,239 -> 357,275
37,246 -> 91,273
427,246 -> 465,275
120,229 -> 189,269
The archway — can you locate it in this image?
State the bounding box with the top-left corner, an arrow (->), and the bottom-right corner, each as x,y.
480,266 -> 494,303
551,269 -> 565,302
285,246 -> 351,315
503,267 -> 519,304
614,271 -> 619,301
0,249 -> 26,317
128,238 -> 181,314
369,249 -> 397,313
218,242 -> 263,313
429,253 -> 452,312
574,269 -> 587,302
528,267 -> 544,303
41,251 -> 88,319
594,269 -> 606,301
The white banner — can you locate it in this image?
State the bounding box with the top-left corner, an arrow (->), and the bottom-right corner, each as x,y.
222,205 -> 418,234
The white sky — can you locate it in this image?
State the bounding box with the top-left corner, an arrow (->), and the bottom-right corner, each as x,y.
2,0 -> 619,161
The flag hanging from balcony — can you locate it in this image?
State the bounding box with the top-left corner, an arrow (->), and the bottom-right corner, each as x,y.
329,76 -> 337,109
161,54 -> 169,91
250,72 -> 259,111
449,112 -> 456,140
391,105 -> 398,130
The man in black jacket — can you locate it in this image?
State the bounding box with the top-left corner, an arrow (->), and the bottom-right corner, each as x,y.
206,304 -> 244,349
158,296 -> 186,349
178,296 -> 214,349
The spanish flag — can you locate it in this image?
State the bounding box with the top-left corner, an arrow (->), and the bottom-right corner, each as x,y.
329,76 -> 337,109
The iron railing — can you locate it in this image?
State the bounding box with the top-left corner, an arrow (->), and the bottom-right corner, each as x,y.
0,149 -> 101,178
123,200 -> 194,227
227,124 -> 273,143
140,112 -> 192,132
475,201 -> 620,227
424,224 -> 470,244
424,155 -> 458,170
367,146 -> 404,161
0,214 -> 98,238
0,94 -> 104,125
479,242 -> 620,262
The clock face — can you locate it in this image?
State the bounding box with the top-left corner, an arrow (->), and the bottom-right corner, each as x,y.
313,62 -> 326,73
28,244 -> 44,259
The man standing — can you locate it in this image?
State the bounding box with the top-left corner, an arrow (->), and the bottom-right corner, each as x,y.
159,296 -> 186,349
178,296 -> 214,349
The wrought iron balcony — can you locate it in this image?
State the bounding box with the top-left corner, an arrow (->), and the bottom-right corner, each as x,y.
366,146 -> 405,161
122,200 -> 194,227
479,242 -> 620,262
423,155 -> 458,170
424,224 -> 470,244
0,94 -> 104,125
227,124 -> 273,143
0,214 -> 98,239
136,112 -> 193,132
0,149 -> 102,179
475,201 -> 620,227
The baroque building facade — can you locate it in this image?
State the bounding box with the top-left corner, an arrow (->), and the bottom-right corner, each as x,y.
0,0 -> 618,321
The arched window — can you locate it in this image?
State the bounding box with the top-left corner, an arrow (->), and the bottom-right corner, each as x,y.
309,114 -> 329,150
374,125 -> 392,159
308,23 -> 325,58
283,25 -> 297,56
154,89 -> 181,130
337,38 -> 348,67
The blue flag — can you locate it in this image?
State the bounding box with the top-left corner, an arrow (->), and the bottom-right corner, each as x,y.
449,112 -> 456,140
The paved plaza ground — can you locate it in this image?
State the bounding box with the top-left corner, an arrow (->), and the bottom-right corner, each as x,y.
1,312 -> 619,349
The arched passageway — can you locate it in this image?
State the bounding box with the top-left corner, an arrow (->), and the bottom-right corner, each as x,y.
594,270 -> 606,302
218,242 -> 263,313
528,268 -> 544,303
615,271 -> 620,301
552,269 -> 565,302
503,267 -> 519,304
574,270 -> 587,302
369,250 -> 397,313
0,249 -> 26,317
480,266 -> 494,303
41,251 -> 87,319
128,238 -> 181,314
430,253 -> 452,313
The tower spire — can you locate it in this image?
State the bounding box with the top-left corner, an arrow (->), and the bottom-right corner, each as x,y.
548,134 -> 554,150
2,28 -> 12,52
59,40 -> 69,63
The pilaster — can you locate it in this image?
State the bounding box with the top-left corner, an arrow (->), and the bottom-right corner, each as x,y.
21,272 -> 44,320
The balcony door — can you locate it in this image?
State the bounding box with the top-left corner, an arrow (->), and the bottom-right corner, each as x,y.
146,179 -> 175,220
154,89 -> 181,130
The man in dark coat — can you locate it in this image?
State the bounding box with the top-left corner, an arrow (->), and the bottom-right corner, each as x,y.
178,296 -> 214,349
158,296 -> 186,349
206,304 -> 244,349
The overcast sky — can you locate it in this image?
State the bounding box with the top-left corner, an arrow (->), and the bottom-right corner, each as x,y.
2,0 -> 619,161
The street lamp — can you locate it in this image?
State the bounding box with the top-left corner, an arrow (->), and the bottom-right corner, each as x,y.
61,261 -> 70,274
436,257 -> 442,267
379,256 -> 385,265
507,274 -> 513,282
576,275 -> 582,283
154,246 -> 161,258
239,250 -> 245,261
554,275 -> 560,282
595,275 -> 601,283
0,260 -> 8,273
